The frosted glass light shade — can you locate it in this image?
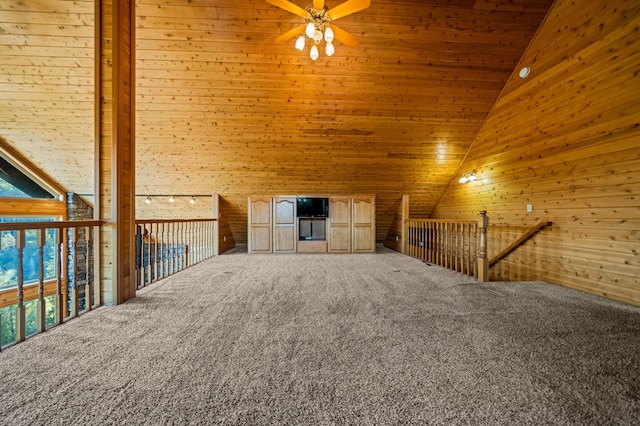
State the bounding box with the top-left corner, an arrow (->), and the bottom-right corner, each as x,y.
310,45 -> 319,60
325,42 -> 334,56
306,22 -> 316,38
295,36 -> 305,51
313,30 -> 323,44
324,26 -> 334,43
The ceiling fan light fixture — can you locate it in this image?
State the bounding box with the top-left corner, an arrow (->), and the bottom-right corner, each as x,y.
459,170 -> 478,184
325,41 -> 334,56
324,26 -> 334,43
310,45 -> 319,60
306,22 -> 316,38
313,29 -> 323,44
269,0 -> 371,60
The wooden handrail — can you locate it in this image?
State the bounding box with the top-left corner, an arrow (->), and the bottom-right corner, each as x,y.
135,218 -> 216,225
489,221 -> 552,267
405,218 -> 477,225
0,220 -> 103,232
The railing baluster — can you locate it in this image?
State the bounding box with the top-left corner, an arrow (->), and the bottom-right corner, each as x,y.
455,223 -> 459,270
194,221 -> 198,264
171,222 -> 176,275
478,211 -> 489,282
188,222 -> 193,266
167,222 -> 172,276
176,222 -> 180,271
15,230 -> 26,343
209,220 -> 212,258
152,223 -> 157,282
55,228 -> 64,325
179,222 -> 185,271
70,227 -> 79,318
420,222 -> 425,261
148,223 -> 153,284
37,228 -> 46,333
85,226 -> 93,311
468,223 -> 473,276
196,221 -> 200,263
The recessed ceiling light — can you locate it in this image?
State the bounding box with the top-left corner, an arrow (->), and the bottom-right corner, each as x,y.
519,66 -> 531,78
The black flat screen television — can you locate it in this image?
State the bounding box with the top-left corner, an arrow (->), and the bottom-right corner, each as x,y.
297,197 -> 329,218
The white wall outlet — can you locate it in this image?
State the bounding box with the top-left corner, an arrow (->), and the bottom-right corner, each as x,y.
527,204 -> 533,213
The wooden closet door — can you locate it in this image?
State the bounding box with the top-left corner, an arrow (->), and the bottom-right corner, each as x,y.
328,196 -> 351,253
352,195 -> 376,253
248,196 -> 272,253
273,197 -> 296,253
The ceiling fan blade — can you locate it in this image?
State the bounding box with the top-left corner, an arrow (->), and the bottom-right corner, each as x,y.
331,24 -> 359,47
327,0 -> 370,21
276,24 -> 306,43
313,0 -> 325,9
266,0 -> 308,18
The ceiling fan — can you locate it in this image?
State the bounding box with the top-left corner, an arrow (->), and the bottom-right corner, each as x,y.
267,0 -> 371,60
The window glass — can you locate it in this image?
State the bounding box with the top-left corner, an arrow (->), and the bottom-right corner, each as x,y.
0,218 -> 57,290
0,156 -> 55,199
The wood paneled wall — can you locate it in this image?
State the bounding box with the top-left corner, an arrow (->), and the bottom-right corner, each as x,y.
2,1 -> 553,247
132,0 -> 551,245
135,195 -> 214,220
383,195 -> 407,253
433,0 -> 640,305
0,0 -> 95,195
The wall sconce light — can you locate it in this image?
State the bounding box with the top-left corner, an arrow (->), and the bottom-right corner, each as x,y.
145,196 -> 152,204
190,196 -> 196,204
458,170 -> 477,184
169,196 -> 175,203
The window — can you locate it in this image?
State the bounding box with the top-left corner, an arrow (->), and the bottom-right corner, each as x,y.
0,156 -> 55,199
0,218 -> 57,290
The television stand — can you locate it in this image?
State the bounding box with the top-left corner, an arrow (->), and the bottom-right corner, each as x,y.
298,217 -> 327,252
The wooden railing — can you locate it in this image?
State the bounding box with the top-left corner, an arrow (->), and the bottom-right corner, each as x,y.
490,221 -> 552,267
405,211 -> 489,280
0,220 -> 102,349
135,219 -> 217,289
0,218 -> 219,349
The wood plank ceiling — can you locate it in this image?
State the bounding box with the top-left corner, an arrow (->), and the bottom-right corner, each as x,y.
0,0 -> 555,243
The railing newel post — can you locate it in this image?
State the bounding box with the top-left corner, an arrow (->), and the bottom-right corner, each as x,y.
85,226 -> 93,311
477,210 -> 489,282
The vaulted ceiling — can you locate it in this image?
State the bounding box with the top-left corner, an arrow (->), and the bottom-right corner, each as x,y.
0,0 -> 555,242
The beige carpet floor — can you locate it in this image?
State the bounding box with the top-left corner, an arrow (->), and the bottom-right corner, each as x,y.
1,246 -> 639,425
